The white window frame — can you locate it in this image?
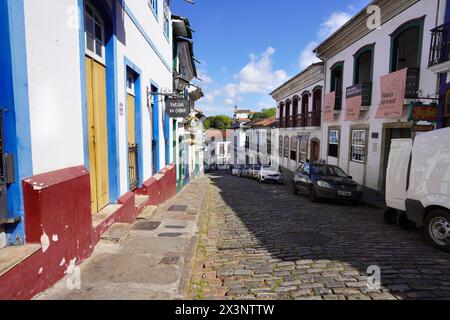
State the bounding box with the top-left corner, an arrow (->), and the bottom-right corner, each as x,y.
84,3 -> 106,65
351,129 -> 367,163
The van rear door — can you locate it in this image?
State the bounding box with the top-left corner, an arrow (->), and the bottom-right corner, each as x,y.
386,139 -> 413,211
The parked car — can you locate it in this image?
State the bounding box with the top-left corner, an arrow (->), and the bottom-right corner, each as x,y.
243,165 -> 254,178
257,165 -> 282,184
232,165 -> 244,176
384,128 -> 450,253
250,165 -> 261,179
292,163 -> 363,204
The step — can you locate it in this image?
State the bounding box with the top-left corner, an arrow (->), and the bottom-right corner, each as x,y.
92,204 -> 123,228
100,223 -> 131,243
137,205 -> 158,220
0,244 -> 41,277
135,195 -> 149,209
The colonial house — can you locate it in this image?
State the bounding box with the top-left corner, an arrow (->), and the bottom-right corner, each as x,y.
270,63 -> 324,178
0,0 -> 200,299
314,0 -> 446,193
243,117 -> 278,166
428,0 -> 450,128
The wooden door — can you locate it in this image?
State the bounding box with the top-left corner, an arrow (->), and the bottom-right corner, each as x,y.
127,94 -> 135,145
86,57 -> 109,213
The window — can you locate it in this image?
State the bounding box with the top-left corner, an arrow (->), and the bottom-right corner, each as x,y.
328,129 -> 339,158
391,22 -> 422,72
126,71 -> 134,95
351,129 -> 367,163
279,136 -> 283,157
267,132 -> 272,155
245,135 -> 250,150
290,136 -> 297,161
148,0 -> 158,17
163,6 -> 170,38
85,3 -> 105,63
354,45 -> 374,84
299,140 -> 308,163
330,63 -> 343,110
283,136 -> 289,158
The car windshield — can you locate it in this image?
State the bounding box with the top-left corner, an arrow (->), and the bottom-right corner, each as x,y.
254,166 -> 261,170
311,165 -> 348,178
262,165 -> 271,169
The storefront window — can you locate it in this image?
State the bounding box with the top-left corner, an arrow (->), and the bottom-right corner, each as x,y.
300,140 -> 308,163
290,136 -> 297,161
351,129 -> 366,163
283,136 -> 289,158
328,129 -> 339,158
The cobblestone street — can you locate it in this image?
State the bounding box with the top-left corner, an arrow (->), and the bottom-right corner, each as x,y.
188,173 -> 450,300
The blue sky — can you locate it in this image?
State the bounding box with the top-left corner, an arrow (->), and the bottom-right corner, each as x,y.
173,0 -> 370,117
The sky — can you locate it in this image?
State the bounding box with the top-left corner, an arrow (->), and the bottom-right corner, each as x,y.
173,0 -> 370,117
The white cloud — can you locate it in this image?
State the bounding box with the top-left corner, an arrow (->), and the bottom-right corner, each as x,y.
298,10 -> 352,71
197,70 -> 213,86
223,47 -> 289,105
299,41 -> 321,70
318,11 -> 352,40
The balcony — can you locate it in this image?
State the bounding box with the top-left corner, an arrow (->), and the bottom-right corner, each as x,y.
429,23 -> 450,73
361,82 -> 372,106
335,90 -> 343,111
405,68 -> 420,99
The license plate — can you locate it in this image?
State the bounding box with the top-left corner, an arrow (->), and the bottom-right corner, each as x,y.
338,191 -> 352,197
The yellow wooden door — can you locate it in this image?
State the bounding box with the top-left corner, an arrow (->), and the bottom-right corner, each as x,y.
127,94 -> 135,145
85,57 -> 110,213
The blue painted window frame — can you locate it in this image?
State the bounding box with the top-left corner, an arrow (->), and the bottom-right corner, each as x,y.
148,0 -> 158,21
124,58 -> 144,190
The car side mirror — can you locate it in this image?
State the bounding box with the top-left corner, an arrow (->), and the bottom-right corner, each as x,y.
348,175 -> 353,179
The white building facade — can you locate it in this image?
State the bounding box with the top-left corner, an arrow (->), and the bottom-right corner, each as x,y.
315,0 -> 446,192
0,0 -> 197,299
270,63 -> 324,177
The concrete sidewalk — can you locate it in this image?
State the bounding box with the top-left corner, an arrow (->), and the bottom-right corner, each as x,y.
35,177 -> 210,300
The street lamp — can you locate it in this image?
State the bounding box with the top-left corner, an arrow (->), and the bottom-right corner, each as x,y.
173,75 -> 190,93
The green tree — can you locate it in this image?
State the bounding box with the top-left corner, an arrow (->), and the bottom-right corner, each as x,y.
251,108 -> 276,120
204,115 -> 232,130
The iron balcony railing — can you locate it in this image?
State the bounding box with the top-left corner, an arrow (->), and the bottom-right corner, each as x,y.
405,67 -> 420,99
335,90 -> 343,111
429,23 -> 450,67
128,143 -> 139,191
361,82 -> 372,106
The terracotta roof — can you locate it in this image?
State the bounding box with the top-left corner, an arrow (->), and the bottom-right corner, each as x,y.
245,116 -> 277,128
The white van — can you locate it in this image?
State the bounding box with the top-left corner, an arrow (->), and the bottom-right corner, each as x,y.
385,128 -> 450,253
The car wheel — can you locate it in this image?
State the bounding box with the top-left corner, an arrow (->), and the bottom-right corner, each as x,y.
309,186 -> 319,203
384,208 -> 399,225
424,210 -> 450,253
398,212 -> 416,230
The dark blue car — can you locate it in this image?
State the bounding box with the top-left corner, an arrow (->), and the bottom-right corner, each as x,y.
292,163 -> 363,204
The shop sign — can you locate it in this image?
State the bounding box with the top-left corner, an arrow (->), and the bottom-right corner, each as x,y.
345,84 -> 363,121
411,124 -> 435,132
408,104 -> 439,123
375,68 -> 408,119
323,92 -> 336,122
166,98 -> 190,118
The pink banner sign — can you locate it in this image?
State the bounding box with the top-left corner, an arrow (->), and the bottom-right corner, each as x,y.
323,92 -> 336,122
375,68 -> 408,119
345,84 -> 363,121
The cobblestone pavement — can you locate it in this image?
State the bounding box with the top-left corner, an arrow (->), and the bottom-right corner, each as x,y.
188,173 -> 450,300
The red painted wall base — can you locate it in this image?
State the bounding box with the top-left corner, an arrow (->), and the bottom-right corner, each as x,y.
0,164 -> 176,300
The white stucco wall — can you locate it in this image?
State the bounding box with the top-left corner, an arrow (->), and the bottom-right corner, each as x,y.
320,0 -> 446,190
24,0 -> 85,175
23,0 -> 173,198
115,0 -> 173,195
